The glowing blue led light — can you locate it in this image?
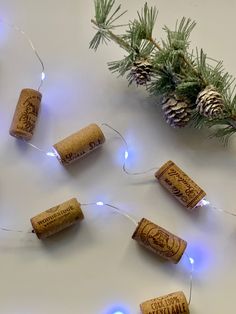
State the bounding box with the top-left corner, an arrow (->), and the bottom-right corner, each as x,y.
41,71 -> 46,81
96,201 -> 104,206
106,305 -> 128,314
124,151 -> 129,160
46,152 -> 57,157
189,257 -> 195,265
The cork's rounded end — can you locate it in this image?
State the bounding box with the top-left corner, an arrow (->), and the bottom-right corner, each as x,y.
21,88 -> 42,100
131,218 -> 144,240
188,192 -> 207,210
155,160 -> 174,179
9,129 -> 32,141
52,146 -> 63,164
174,241 -> 187,264
72,198 -> 85,221
179,291 -> 189,310
90,123 -> 106,144
30,218 -> 43,239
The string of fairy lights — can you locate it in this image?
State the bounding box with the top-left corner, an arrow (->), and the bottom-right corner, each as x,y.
0,16 -> 235,314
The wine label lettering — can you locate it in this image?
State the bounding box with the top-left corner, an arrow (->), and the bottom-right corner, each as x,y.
156,160 -> 206,209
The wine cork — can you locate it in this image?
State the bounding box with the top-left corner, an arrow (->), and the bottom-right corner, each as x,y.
53,123 -> 106,165
155,160 -> 206,210
31,198 -> 84,239
132,218 -> 187,264
9,88 -> 42,141
140,291 -> 190,314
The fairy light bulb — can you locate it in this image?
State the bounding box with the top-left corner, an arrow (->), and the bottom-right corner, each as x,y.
189,257 -> 195,265
124,151 -> 129,160
41,71 -> 45,81
96,201 -> 104,206
113,312 -> 124,314
199,199 -> 210,206
46,151 -> 57,157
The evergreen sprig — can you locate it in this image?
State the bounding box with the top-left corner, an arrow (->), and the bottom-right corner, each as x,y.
90,0 -> 236,143
132,3 -> 158,41
90,0 -> 129,50
163,18 -> 196,51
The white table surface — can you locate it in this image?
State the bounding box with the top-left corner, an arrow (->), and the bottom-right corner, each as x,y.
0,0 -> 236,313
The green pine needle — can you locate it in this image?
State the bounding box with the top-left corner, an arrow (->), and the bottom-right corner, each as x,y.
94,0 -> 126,26
163,17 -> 196,51
108,55 -> 134,76
90,0 -> 127,50
135,2 -> 158,40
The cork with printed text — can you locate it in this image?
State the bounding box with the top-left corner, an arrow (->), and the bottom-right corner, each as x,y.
31,198 -> 84,239
53,123 -> 106,165
140,291 -> 190,314
9,88 -> 42,141
132,218 -> 187,264
155,160 -> 206,210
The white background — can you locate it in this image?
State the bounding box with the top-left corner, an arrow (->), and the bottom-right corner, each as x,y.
0,0 -> 236,313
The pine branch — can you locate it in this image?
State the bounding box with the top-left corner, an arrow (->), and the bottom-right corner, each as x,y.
134,3 -> 158,41
210,124 -> 236,145
90,0 -> 130,51
148,37 -> 162,50
108,55 -> 134,76
163,18 -> 196,50
147,19 -> 207,86
90,19 -> 131,51
90,0 -> 236,142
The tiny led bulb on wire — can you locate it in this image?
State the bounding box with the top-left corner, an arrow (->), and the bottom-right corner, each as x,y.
189,257 -> 195,265
23,142 -> 57,158
96,201 -> 104,206
124,151 -> 129,160
41,71 -> 46,81
197,199 -> 210,207
46,151 -> 57,157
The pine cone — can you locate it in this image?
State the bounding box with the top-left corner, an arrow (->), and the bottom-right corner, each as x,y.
162,95 -> 192,128
129,59 -> 152,86
196,85 -> 224,119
